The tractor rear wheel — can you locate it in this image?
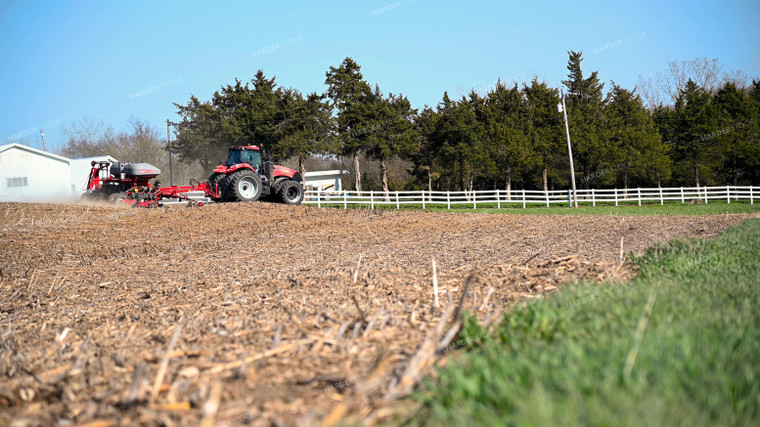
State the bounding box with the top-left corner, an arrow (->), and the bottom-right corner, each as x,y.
208,173 -> 226,201
226,169 -> 262,202
276,180 -> 304,205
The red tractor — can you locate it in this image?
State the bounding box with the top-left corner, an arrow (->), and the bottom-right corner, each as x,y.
82,145 -> 304,206
210,145 -> 304,204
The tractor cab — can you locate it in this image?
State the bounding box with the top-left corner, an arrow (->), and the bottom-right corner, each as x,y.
226,146 -> 262,171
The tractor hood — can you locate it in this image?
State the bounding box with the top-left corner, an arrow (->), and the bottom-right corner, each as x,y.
274,165 -> 296,174
273,164 -> 300,181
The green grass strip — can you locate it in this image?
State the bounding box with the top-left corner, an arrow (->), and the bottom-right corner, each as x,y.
409,219 -> 760,426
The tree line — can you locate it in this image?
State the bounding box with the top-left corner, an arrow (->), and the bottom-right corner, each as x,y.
62,51 -> 759,193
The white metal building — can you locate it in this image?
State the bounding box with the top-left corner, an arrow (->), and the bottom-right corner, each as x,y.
0,143 -> 72,202
70,155 -> 118,195
303,170 -> 348,192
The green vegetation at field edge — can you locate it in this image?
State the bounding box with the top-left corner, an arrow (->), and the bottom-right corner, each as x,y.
407,218 -> 760,426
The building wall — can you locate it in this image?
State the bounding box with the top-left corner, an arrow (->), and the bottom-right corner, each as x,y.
304,177 -> 343,191
304,170 -> 347,192
0,146 -> 72,202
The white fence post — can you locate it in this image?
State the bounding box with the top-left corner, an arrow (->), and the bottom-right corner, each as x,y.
422,190 -> 426,210
680,187 -> 684,204
447,191 -> 451,210
545,188 -> 549,207
614,188 -> 618,207
344,191 -> 347,209
396,191 -> 400,209
637,187 -> 642,207
591,188 -> 596,207
704,186 -> 708,204
497,189 -> 501,209
473,191 -> 477,210
370,190 -> 374,210
751,186 -> 754,204
522,189 -> 526,209
659,187 -> 664,205
317,189 -> 321,208
726,185 -> 730,204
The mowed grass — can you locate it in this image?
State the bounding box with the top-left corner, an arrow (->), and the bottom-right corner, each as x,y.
408,218 -> 760,426
307,200 -> 760,216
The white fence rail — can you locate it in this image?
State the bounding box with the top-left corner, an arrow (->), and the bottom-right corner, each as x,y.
302,186 -> 758,209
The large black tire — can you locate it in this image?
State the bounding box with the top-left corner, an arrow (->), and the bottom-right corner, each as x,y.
208,172 -> 226,202
263,178 -> 284,203
275,180 -> 304,205
226,169 -> 262,202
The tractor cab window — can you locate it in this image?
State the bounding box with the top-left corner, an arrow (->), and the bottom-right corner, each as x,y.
227,149 -> 261,170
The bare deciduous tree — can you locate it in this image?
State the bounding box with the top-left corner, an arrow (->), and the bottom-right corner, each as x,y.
60,118 -> 117,158
723,70 -> 750,88
637,57 -> 749,107
637,75 -> 663,107
60,117 -> 203,185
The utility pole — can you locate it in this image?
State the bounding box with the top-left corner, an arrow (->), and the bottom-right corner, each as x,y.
166,119 -> 174,186
559,88 -> 578,208
39,129 -> 47,152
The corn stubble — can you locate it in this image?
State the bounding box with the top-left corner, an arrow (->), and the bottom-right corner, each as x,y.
0,202 -> 751,426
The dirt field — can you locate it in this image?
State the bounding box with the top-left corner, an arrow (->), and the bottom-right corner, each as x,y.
1,202 -> 756,426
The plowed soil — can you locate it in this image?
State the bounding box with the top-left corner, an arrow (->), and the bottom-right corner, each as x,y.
1,202 -> 756,426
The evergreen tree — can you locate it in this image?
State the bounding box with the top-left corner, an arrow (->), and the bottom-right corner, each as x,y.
410,106 -> 440,192
524,79 -> 565,191
431,92 -> 486,192
174,70 -> 286,173
212,71 -> 285,155
173,95 -> 228,172
276,90 -> 334,176
324,58 -> 374,191
604,84 -> 671,188
670,80 -> 720,186
362,88 -> 419,200
562,51 -> 609,186
480,80 -> 532,192
427,92 -> 455,190
750,80 -> 760,108
748,80 -> 760,184
713,82 -> 758,184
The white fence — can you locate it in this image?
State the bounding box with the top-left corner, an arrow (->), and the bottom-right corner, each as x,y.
302,185 -> 758,209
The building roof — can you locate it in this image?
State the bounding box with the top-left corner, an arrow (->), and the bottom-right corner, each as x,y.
71,155 -> 119,163
0,143 -> 71,164
304,170 -> 349,178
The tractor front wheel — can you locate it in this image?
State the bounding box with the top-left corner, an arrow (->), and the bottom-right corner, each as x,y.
276,180 -> 304,205
226,169 -> 262,202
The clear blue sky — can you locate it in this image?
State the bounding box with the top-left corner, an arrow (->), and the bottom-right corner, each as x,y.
1,0 -> 758,152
